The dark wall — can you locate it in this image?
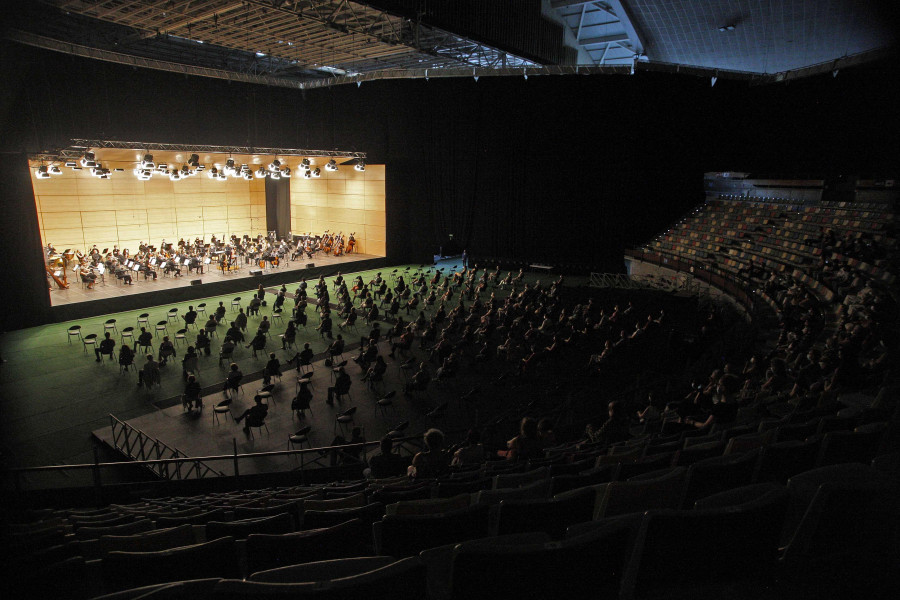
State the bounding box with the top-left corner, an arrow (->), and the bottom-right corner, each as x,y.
2,40 -> 898,326
265,176 -> 291,239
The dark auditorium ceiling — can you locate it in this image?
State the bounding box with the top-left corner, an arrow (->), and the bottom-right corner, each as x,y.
4,0 -> 896,88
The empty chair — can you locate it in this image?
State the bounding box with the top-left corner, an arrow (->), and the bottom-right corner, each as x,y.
694,482 -> 786,510
435,477 -> 493,498
74,518 -> 154,541
615,453 -> 675,480
234,501 -> 303,529
672,440 -> 724,466
214,556 -> 426,599
815,428 -> 885,468
548,457 -> 596,477
386,493 -> 471,517
67,324 -> 83,344
450,519 -> 632,600
245,519 -> 371,574
550,465 -> 616,496
249,556 -> 398,582
776,419 -> 821,443
498,486 -> 597,539
97,524 -> 195,555
206,513 -> 294,540
101,536 -> 240,592
166,307 -> 179,322
492,466 -> 549,490
156,508 -> 229,528
375,504 -> 491,557
370,485 -> 431,505
594,467 -> 687,519
302,503 -> 386,531
475,478 -> 552,506
301,493 -> 366,512
756,438 -> 822,483
680,449 -> 760,508
724,430 -> 775,455
619,487 -> 790,600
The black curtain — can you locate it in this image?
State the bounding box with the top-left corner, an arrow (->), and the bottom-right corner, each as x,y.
265,176 -> 291,239
1,153 -> 52,329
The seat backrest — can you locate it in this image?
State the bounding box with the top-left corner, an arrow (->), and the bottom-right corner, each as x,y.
249,556 -> 398,583
301,503 -> 386,530
98,524 -> 195,555
595,467 -> 687,519
378,504 -> 492,557
497,485 -> 597,539
206,513 -> 294,541
245,519 -> 369,575
301,493 -> 366,512
475,478 -> 552,506
492,466 -> 550,490
74,518 -> 154,541
386,493 -> 471,516
101,536 -> 239,592
681,449 -> 760,508
620,487 -> 790,600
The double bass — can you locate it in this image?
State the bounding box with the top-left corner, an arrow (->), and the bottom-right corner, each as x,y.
346,233 -> 356,254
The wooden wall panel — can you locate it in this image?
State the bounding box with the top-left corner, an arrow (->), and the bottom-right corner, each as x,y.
31,155 -> 266,253
364,164 -> 386,180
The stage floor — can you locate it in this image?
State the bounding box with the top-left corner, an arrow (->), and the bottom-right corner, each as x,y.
50,252 -> 380,307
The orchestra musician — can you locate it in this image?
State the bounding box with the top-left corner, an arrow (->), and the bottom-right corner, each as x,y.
79,263 -> 97,289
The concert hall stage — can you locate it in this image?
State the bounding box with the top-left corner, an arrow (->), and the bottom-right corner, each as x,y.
49,252 -> 386,323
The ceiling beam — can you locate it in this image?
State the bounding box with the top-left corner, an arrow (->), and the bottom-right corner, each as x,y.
579,33 -> 628,45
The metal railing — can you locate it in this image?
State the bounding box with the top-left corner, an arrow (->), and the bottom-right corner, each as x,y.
109,415 -> 225,480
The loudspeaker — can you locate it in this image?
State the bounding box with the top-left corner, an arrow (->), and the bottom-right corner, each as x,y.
307,263 -> 315,269
250,269 -> 263,276
190,279 -> 202,286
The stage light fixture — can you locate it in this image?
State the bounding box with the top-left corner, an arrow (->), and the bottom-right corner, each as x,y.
312,167 -> 321,177
270,170 -> 281,180
170,170 -> 181,181
224,158 -> 236,176
354,159 -> 365,172
140,154 -> 155,169
242,171 -> 254,180
325,159 -> 337,171
80,152 -> 96,168
268,159 -> 281,172
303,170 -> 311,179
36,165 -> 50,179
64,161 -> 77,167
188,153 -> 200,166
299,158 -> 311,170
282,167 -> 291,178
256,166 -> 267,178
208,166 -> 219,178
49,165 -> 62,175
157,163 -> 169,172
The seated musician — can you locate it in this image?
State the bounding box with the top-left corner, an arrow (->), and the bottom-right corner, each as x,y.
79,264 -> 97,289
164,260 -> 182,277
139,258 -> 158,280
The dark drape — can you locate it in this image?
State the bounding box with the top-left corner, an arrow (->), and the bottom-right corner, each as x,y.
265,176 -> 291,239
1,154 -> 52,329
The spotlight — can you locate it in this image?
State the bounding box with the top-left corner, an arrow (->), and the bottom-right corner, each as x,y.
303,170 -> 311,179
325,159 -> 337,171
224,158 -> 236,175
299,158 -> 311,170
354,159 -> 365,172
270,170 -> 280,180
49,165 -> 62,175
312,167 -> 321,177
80,152 -> 96,168
242,171 -> 254,180
282,167 -> 291,178
256,166 -> 267,178
64,161 -> 77,167
170,170 -> 181,181
36,165 -> 50,179
208,166 -> 219,178
268,159 -> 281,172
140,154 -> 155,169
156,163 -> 169,172
187,153 -> 200,166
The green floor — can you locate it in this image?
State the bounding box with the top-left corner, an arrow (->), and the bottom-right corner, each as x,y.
0,264 -> 428,473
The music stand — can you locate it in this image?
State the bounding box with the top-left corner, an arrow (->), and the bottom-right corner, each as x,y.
150,257 -> 157,266
203,257 -> 211,264
131,264 -> 140,272
102,248 -> 109,254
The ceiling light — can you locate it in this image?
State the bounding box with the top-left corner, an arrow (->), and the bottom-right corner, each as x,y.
140,154 -> 155,169
303,170 -> 311,179
354,159 -> 365,172
268,159 -> 281,172
49,165 -> 62,175
36,165 -> 50,179
299,158 -> 311,170
325,159 -> 337,172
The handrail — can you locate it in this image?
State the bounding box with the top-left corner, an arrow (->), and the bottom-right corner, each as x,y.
109,415 -> 225,480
